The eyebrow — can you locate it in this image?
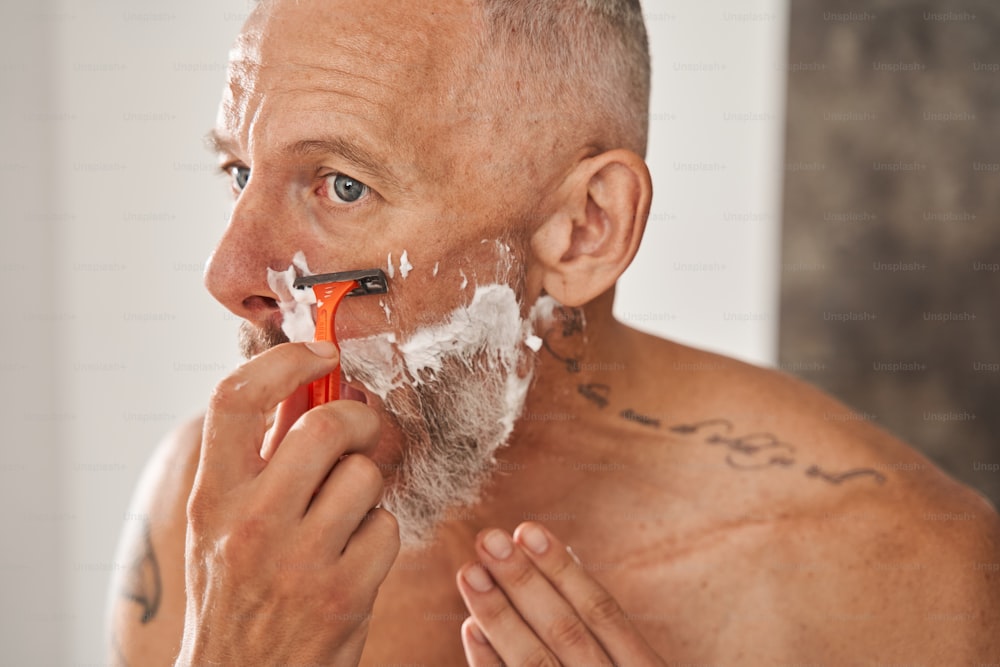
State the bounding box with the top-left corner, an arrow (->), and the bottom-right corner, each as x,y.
205,129 -> 404,190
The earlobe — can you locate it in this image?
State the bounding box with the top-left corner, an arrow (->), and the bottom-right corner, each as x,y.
529,150 -> 652,307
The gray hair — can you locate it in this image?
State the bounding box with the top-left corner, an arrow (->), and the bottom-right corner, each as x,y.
476,0 -> 651,156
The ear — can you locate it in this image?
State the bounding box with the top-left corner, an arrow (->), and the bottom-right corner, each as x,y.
529,149 -> 652,307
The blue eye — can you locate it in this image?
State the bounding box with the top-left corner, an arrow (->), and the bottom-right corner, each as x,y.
326,173 -> 368,203
229,165 -> 250,191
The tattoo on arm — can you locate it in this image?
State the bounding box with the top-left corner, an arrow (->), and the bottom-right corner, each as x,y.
121,520 -> 162,624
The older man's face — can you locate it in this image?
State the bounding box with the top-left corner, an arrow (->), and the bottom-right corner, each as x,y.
207,0 -> 532,334
205,0 -> 551,544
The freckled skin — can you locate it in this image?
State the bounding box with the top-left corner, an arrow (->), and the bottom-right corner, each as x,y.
108,0 -> 1000,664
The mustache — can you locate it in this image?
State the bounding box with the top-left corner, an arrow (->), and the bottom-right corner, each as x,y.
239,320 -> 290,360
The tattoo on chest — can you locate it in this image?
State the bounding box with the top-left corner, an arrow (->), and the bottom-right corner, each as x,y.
578,374 -> 885,487
121,519 -> 162,624
536,306 -> 886,487
666,419 -> 886,485
686,423 -> 891,488
578,383 -> 611,408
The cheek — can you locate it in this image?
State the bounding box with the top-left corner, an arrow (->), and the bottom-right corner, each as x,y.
339,239 -> 524,338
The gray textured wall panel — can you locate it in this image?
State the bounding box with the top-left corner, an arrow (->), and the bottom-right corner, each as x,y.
780,0 -> 1000,505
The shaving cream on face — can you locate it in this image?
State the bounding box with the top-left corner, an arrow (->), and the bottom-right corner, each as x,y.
339,282 -> 542,545
267,251 -> 317,343
264,245 -> 550,546
341,284 -> 533,399
399,250 -> 413,279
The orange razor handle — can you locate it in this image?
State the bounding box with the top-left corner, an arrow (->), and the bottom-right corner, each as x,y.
308,280 -> 359,408
294,267 -> 388,408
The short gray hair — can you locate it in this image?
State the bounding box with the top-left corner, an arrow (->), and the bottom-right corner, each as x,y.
476,0 -> 651,156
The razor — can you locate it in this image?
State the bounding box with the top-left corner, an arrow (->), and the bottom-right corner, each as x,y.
293,268 -> 389,408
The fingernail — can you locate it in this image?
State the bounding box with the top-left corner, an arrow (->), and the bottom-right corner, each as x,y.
483,529 -> 513,560
463,564 -> 494,592
519,524 -> 549,554
467,619 -> 489,644
305,341 -> 338,358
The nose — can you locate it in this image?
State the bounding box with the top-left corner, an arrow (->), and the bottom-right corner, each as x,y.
203,175 -> 297,323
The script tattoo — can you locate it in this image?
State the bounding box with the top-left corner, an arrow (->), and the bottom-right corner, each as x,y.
668,419 -> 886,486
668,419 -> 734,435
805,465 -> 887,485
706,431 -> 798,470
621,408 -> 661,429
550,308 -> 886,488
121,519 -> 162,624
578,383 -> 611,408
669,421 -> 798,469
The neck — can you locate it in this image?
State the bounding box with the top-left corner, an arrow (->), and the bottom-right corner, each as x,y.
433,291 -> 679,541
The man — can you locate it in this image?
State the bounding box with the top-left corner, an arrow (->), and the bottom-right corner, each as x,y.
109,0 -> 1000,664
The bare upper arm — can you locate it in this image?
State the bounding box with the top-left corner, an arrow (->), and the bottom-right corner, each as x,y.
107,415 -> 203,666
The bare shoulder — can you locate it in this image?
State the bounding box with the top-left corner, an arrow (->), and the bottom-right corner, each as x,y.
107,415 -> 203,666
654,341 -> 1000,660
738,481 -> 1000,662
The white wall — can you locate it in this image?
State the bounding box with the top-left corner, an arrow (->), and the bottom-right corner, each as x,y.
0,0 -> 788,662
52,1 -> 251,661
616,0 -> 788,365
0,3 -> 62,665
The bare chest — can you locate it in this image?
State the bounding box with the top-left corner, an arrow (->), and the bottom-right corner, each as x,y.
355,532 -> 762,665
359,570 -> 471,666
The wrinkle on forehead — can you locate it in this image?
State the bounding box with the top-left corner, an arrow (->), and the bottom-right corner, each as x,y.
219,0 -> 487,182
240,0 -> 477,99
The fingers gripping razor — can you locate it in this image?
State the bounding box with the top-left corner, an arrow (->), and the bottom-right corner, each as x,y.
293,268 -> 388,408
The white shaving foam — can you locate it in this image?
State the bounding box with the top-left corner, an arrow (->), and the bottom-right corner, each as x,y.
529,294 -> 563,326
340,284 -> 537,434
432,261 -> 439,277
399,250 -> 413,279
386,252 -> 395,279
267,252 -> 317,343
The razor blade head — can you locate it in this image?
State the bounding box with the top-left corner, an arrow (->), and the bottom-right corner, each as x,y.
293,268 -> 389,297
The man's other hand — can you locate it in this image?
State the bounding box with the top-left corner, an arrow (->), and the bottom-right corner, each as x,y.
457,522 -> 666,666
177,341 -> 399,667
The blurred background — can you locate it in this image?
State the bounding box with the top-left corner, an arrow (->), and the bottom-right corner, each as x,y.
0,0 -> 996,663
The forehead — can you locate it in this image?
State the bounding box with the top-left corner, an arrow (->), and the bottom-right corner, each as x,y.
221,0 -> 483,165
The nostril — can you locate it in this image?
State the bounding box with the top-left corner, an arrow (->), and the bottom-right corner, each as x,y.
243,294 -> 280,313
